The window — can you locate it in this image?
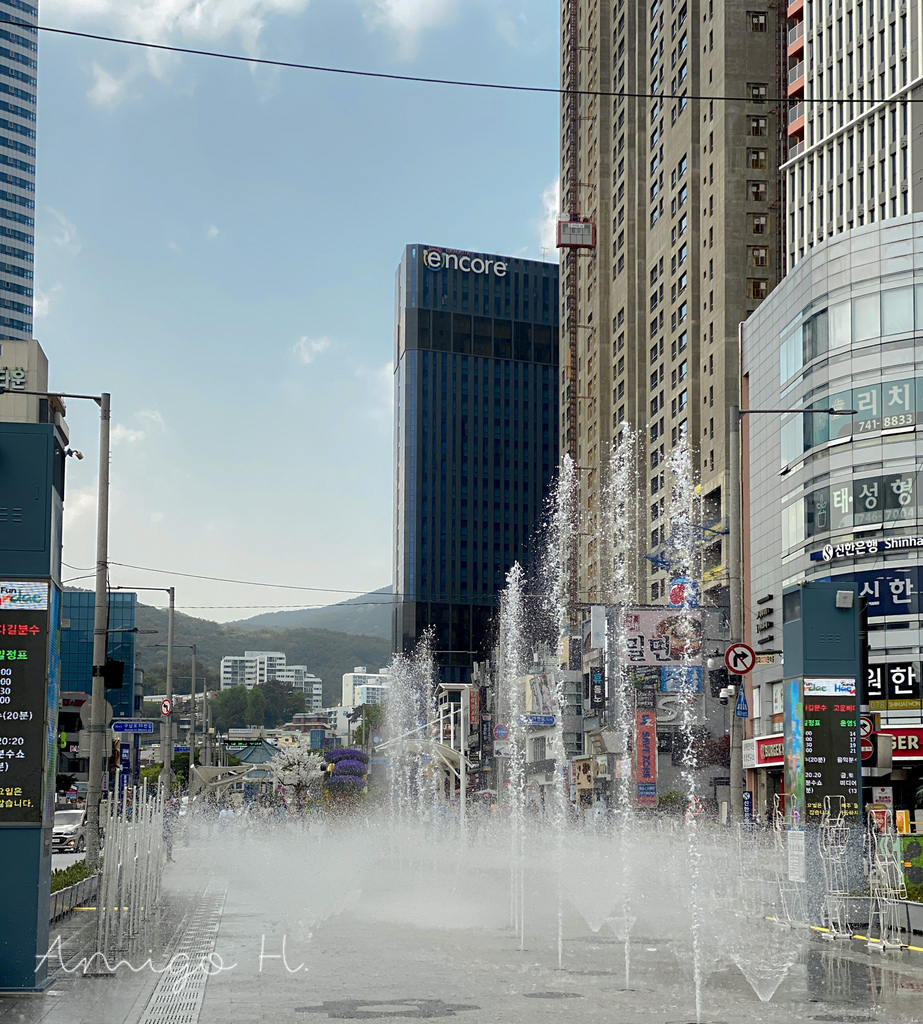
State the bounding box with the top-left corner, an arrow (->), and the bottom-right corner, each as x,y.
748,180 -> 767,202
747,82 -> 768,101
748,116 -> 768,136
748,11 -> 767,31
747,278 -> 768,300
747,148 -> 768,170
750,213 -> 768,233
678,359 -> 688,380
749,246 -> 769,266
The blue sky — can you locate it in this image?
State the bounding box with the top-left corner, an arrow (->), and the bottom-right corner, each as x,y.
37,0 -> 560,622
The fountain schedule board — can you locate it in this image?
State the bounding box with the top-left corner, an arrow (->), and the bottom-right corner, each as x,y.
0,596 -> 52,823
785,676 -> 861,825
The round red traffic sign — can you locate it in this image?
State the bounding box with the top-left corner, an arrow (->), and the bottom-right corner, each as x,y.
861,736 -> 875,761
860,715 -> 875,738
160,698 -> 172,717
494,724 -> 509,741
724,643 -> 756,675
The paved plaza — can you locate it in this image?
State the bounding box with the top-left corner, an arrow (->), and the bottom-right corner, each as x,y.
5,821 -> 923,1024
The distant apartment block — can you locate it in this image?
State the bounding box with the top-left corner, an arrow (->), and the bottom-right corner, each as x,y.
220,650 -> 322,709
340,666 -> 390,711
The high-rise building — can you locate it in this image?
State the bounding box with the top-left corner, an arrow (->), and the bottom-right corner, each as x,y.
559,1 -> 783,607
784,0 -> 923,269
60,591 -> 137,719
0,0 -> 36,340
392,244 -> 560,681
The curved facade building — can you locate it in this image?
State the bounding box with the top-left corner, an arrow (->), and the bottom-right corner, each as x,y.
743,216 -> 923,820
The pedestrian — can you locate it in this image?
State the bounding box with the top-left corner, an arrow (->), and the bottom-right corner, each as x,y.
163,798 -> 179,862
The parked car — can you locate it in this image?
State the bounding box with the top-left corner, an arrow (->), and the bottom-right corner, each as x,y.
52,808 -> 87,853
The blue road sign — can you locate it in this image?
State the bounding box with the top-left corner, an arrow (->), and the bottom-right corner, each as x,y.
174,745 -> 190,753
518,714 -> 556,728
112,720 -> 154,733
735,686 -> 749,719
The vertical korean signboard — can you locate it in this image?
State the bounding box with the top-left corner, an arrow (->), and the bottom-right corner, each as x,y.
0,581 -> 54,823
635,709 -> 657,806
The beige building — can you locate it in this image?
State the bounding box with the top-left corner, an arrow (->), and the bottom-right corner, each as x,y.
559,0 -> 784,606
784,0 -> 923,271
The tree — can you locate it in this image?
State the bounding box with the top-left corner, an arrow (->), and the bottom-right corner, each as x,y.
352,703 -> 384,748
246,686 -> 266,727
261,680 -> 303,728
212,686 -> 249,730
268,744 -> 325,806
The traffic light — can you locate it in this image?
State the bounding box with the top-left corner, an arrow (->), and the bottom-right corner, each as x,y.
103,658 -> 124,689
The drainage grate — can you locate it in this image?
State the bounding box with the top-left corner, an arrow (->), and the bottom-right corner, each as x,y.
811,1017 -> 877,1023
295,999 -> 479,1019
136,885 -> 227,1024
522,992 -> 583,999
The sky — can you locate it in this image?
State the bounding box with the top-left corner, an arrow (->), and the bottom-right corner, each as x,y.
35,0 -> 561,623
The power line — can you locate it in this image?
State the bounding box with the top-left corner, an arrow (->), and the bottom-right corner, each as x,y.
10,18 -> 921,107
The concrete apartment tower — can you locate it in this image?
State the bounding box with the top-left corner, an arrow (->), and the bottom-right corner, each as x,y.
0,0 -> 36,340
559,0 -> 783,607
784,0 -> 923,268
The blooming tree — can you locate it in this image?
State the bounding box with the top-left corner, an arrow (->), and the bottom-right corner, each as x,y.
269,744 -> 326,805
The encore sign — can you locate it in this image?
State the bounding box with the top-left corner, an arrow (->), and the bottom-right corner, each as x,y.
423,248 -> 509,277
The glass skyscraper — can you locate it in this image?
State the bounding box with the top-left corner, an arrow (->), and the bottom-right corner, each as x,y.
392,244 -> 560,682
61,591 -> 137,719
0,0 -> 35,340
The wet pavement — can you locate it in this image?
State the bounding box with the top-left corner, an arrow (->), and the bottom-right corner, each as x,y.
5,821 -> 923,1024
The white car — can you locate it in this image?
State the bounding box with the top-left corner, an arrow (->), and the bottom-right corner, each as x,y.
52,809 -> 87,853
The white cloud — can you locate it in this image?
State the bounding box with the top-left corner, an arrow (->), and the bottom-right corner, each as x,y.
293,336 -> 332,365
539,177 -> 560,258
112,424 -> 146,445
205,224 -> 220,239
88,62 -> 137,108
62,482 -> 97,531
48,209 -> 81,255
111,408 -> 168,446
44,0 -> 314,105
363,0 -> 457,38
34,284 -> 63,319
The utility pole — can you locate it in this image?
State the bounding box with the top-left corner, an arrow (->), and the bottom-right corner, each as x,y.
726,399 -> 855,823
190,645 -> 196,766
161,588 -> 175,792
85,393 -> 110,873
727,405 -> 744,822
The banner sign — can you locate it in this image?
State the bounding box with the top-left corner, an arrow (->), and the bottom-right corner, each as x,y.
621,609 -> 703,666
635,709 -> 657,807
589,667 -> 606,709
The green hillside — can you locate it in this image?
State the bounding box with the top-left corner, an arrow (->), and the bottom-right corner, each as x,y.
129,603 -> 391,707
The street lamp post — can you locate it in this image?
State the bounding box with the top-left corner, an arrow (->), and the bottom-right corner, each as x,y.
727,401 -> 855,822
159,643 -> 197,767
3,387 -> 111,873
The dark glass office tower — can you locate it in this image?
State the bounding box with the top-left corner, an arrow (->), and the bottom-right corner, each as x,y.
392,244 -> 560,682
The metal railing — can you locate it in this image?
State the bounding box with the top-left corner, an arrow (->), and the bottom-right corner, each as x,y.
788,60 -> 805,84
788,101 -> 805,123
788,22 -> 805,46
49,873 -> 99,922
